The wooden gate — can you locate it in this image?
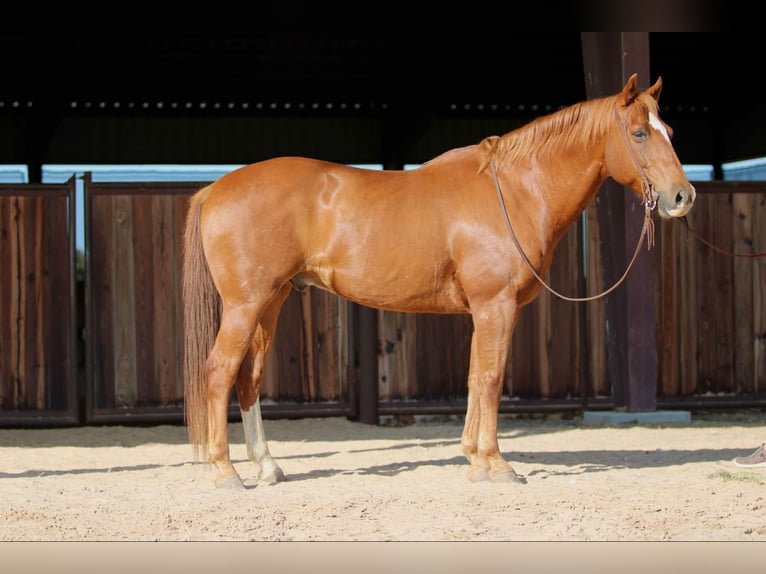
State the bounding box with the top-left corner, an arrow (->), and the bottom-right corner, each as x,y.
82,177 -> 355,423
0,180 -> 79,425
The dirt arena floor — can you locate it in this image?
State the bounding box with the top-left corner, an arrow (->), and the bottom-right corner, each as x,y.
2,410 -> 766,543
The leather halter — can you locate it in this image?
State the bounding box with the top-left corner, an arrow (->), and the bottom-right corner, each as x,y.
490,101 -> 656,303
613,102 -> 659,212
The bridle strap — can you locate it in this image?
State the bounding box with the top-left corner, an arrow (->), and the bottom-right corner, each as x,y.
613,102 -> 658,211
489,102 -> 657,303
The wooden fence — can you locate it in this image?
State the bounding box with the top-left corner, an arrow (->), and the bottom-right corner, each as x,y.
656,182 -> 766,400
1,177 -> 764,426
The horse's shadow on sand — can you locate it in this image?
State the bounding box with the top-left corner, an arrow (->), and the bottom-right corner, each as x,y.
243,445 -> 751,485
2,444 -> 750,484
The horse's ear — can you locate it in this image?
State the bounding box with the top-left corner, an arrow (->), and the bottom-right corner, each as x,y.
645,76 -> 663,103
619,73 -> 640,106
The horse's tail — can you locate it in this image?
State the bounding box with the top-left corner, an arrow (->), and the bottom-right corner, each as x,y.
182,185 -> 220,463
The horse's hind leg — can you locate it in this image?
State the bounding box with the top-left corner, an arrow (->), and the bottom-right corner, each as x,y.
206,301 -> 262,489
236,284 -> 291,484
241,396 -> 284,483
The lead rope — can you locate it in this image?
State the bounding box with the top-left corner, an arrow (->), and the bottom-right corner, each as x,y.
679,216 -> 766,259
489,153 -> 655,302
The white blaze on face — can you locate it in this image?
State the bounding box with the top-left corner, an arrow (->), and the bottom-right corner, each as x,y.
649,112 -> 671,143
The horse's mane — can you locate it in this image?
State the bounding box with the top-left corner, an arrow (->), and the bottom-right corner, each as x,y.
477,91 -> 660,174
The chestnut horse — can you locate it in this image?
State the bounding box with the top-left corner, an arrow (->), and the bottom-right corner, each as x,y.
182,74 -> 695,488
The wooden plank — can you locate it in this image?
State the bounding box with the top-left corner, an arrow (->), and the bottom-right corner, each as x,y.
0,196 -> 8,407
378,310 -> 417,400
21,196 -> 39,408
90,195 -> 116,409
524,305 -> 538,396
377,311 -> 394,401
511,306 -> 534,397
679,207 -> 699,396
152,195 -> 177,405
300,288 -> 317,401
732,193 -> 755,394
415,314 -> 438,399
337,295 -> 352,402
261,348 -> 279,400
10,197 -> 25,407
755,192 -> 766,392
174,194 -> 191,403
273,290 -> 304,401
534,289 -> 552,398
695,195 -> 717,393
19,196 -> 32,407
658,218 -> 679,396
674,216 -> 691,395
314,290 -> 342,401
692,191 -> 736,393
111,195 -> 138,406
48,195 -> 73,409
713,193 -> 736,392
33,196 -> 46,409
132,195 -> 155,404
549,227 -> 579,398
585,203 -> 608,397
503,330 -> 513,397
676,219 -> 689,395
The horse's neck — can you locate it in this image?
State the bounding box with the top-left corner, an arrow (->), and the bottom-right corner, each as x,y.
526,146 -> 607,236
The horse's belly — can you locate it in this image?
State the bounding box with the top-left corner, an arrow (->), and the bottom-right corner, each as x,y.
295,266 -> 470,314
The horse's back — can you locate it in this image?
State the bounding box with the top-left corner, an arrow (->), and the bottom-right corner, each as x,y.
206,150 -> 481,204
200,153 -> 485,239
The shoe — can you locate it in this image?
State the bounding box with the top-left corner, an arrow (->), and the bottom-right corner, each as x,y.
733,444 -> 766,468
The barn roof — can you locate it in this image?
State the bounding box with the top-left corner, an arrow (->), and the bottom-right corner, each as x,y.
0,32 -> 760,176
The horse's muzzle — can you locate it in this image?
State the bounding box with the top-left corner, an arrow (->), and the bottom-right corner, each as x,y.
659,184 -> 696,218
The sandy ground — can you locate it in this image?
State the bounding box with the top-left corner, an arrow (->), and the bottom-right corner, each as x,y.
2,410 -> 766,542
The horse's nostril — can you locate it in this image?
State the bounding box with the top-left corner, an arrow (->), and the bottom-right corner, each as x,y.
675,190 -> 686,206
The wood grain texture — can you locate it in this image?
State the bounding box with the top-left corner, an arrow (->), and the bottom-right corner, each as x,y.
111,195 -> 138,407
0,185 -> 75,416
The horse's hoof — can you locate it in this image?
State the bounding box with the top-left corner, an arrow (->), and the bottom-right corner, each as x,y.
467,467 -> 491,482
491,470 -> 526,484
215,474 -> 246,489
259,467 -> 286,485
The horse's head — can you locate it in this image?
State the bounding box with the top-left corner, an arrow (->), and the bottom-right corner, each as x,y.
606,73 -> 696,219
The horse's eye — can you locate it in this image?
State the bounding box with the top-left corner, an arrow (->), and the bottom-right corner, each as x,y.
632,129 -> 648,141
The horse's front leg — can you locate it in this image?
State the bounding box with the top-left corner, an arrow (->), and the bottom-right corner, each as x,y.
462,299 -> 524,484
461,333 -> 486,479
